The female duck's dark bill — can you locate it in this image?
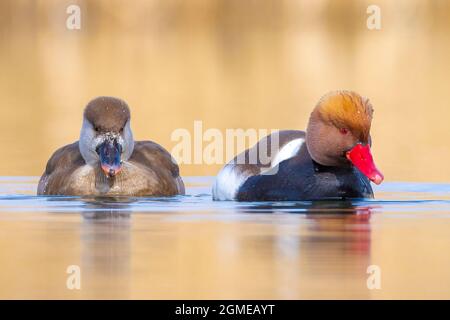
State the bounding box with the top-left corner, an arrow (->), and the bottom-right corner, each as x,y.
346,143 -> 384,185
97,139 -> 122,177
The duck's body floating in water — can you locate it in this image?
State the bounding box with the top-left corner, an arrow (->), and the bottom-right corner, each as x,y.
38,97 -> 184,196
213,90 -> 384,201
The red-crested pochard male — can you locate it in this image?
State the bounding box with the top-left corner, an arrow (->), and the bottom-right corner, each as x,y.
37,97 -> 185,196
212,90 -> 384,201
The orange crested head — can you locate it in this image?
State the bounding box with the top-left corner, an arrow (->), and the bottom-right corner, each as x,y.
315,90 -> 374,144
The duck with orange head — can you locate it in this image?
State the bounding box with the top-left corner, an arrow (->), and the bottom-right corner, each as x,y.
213,90 -> 384,201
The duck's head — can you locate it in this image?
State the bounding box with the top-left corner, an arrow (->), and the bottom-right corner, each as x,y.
306,90 -> 384,185
79,96 -> 134,178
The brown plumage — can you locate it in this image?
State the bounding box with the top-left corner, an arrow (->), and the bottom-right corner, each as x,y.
84,97 -> 130,133
316,90 -> 374,143
37,97 -> 184,197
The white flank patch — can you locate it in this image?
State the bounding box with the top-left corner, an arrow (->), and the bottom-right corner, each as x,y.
212,165 -> 251,200
271,138 -> 304,168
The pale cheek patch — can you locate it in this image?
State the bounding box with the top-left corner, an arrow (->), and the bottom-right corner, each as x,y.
121,121 -> 134,161
212,165 -> 251,200
79,120 -> 99,165
271,138 -> 304,168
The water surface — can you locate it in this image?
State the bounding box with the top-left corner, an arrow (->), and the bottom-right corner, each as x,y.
0,176 -> 450,299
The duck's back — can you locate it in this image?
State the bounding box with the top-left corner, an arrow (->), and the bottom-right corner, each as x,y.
127,141 -> 185,196
37,142 -> 85,195
212,130 -> 306,200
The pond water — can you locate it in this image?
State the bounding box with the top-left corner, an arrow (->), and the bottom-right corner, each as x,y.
0,176 -> 450,299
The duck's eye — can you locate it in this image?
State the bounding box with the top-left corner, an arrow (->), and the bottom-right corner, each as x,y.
119,128 -> 124,134
94,126 -> 100,132
340,128 -> 349,135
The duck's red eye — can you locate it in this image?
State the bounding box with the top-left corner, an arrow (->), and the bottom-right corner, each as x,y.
340,128 -> 349,135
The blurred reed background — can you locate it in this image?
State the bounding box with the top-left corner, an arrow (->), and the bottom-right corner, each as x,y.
0,0 -> 449,181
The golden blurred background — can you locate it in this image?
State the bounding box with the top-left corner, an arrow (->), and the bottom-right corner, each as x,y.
0,0 -> 449,181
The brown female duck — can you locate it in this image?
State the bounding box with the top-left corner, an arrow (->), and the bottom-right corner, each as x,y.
38,97 -> 184,196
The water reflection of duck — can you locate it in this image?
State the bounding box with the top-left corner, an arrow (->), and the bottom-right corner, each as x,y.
232,201 -> 373,298
237,199 -> 371,215
238,200 -> 373,256
213,91 -> 384,201
80,196 -> 135,219
37,97 -> 184,197
79,199 -> 133,298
